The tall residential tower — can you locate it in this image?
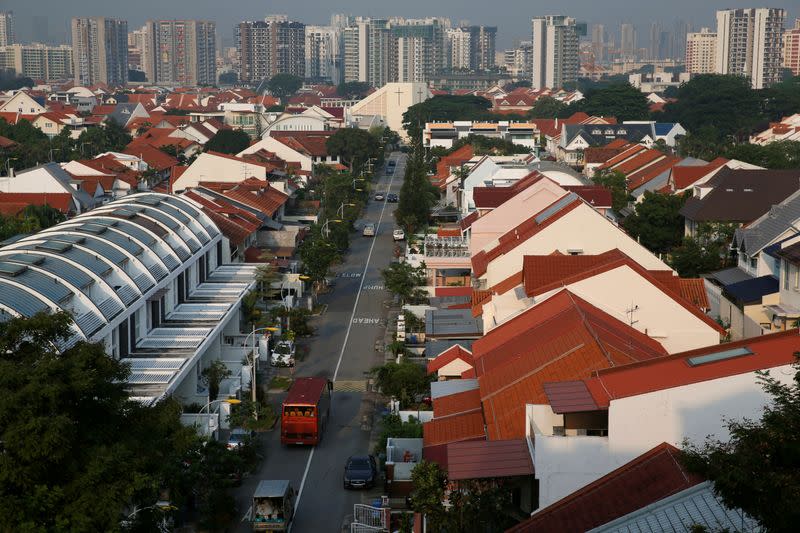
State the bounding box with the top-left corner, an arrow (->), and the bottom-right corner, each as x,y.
715,8 -> 786,89
531,16 -> 578,90
71,17 -> 128,86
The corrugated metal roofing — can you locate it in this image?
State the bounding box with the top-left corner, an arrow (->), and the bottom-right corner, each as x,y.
722,275 -> 778,306
0,280 -> 50,317
446,439 -> 533,481
589,481 -> 760,533
0,264 -> 72,304
431,379 -> 479,399
2,253 -> 94,292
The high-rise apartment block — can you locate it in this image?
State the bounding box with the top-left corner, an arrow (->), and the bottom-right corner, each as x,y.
71,17 -> 128,86
0,11 -> 14,47
142,20 -> 216,86
504,40 -> 532,79
305,26 -> 340,83
686,27 -> 717,74
784,19 -> 800,76
591,24 -> 606,63
531,16 -> 578,90
0,43 -> 73,81
620,23 -> 637,60
715,8 -> 786,89
446,28 -> 471,70
343,18 -> 393,87
467,26 -> 497,70
393,20 -> 446,83
237,18 -> 305,84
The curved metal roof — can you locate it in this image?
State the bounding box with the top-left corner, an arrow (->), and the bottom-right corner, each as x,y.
0,192 -> 220,343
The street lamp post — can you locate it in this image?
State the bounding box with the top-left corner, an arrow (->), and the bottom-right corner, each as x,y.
243,326 -> 279,420
4,157 -> 18,176
198,397 -> 242,436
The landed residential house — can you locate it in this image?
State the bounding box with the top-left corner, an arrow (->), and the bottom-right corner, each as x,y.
61,155 -> 141,200
239,131 -> 339,173
750,113 -> 800,145
263,106 -> 341,135
680,168 -> 800,239
525,330 -> 799,510
0,163 -> 95,214
0,91 -> 46,115
508,443 -> 755,532
107,103 -> 150,128
423,121 -> 540,152
32,111 -> 100,139
171,152 -> 273,192
558,123 -> 656,168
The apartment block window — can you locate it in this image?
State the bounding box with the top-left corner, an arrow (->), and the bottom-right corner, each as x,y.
794,266 -> 799,291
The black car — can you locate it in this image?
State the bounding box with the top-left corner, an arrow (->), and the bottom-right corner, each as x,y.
343,455 -> 378,489
386,193 -> 398,203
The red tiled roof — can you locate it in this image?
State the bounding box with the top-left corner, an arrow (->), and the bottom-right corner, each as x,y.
472,171 -> 544,209
437,227 -> 463,237
583,145 -> 629,164
201,207 -> 252,246
223,186 -> 289,217
0,135 -> 16,148
427,344 -> 474,374
562,185 -> 612,208
670,157 -> 729,191
596,144 -> 647,171
522,249 -> 631,296
471,195 -> 583,277
432,388 -> 482,419
627,155 -> 681,191
613,149 -> 664,176
474,290 -> 668,439
542,380 -> 600,413
679,278 -> 710,310
423,411 -> 486,447
459,210 -> 479,230
507,443 -> 702,532
122,144 -> 178,171
0,192 -> 73,213
446,439 -> 533,481
270,131 -> 334,157
585,328 -> 800,408
432,145 -> 474,190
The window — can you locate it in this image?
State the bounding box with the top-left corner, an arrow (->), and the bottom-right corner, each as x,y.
784,260 -> 790,289
750,257 -> 757,269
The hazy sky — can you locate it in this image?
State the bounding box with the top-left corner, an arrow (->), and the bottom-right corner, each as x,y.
5,0 -> 798,49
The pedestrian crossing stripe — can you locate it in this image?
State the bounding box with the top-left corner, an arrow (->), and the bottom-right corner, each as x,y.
334,380 -> 368,392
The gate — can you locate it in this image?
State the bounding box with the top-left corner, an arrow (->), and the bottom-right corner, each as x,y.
351,503 -> 389,532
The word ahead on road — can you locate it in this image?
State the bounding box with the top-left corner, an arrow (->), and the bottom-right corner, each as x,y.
338,272 -> 362,278
352,317 -> 381,325
362,284 -> 385,291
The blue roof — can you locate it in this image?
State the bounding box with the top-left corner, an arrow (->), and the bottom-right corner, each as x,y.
723,275 -> 778,306
654,123 -> 674,136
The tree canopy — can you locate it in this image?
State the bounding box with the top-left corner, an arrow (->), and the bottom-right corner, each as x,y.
395,151 -> 438,234
205,129 -> 252,154
622,191 -> 688,253
681,361 -> 800,531
592,170 -> 631,212
449,134 -> 531,156
371,361 -> 431,409
381,261 -> 427,305
570,82 -> 651,121
218,71 -> 238,85
527,96 -> 568,118
267,74 -> 303,99
325,128 -> 380,174
336,81 -> 373,100
402,95 -> 494,145
660,75 -> 763,142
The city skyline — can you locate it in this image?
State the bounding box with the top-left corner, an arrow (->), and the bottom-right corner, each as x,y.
4,0 -> 798,49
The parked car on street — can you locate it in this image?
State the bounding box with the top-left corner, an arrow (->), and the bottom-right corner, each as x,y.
271,340 -> 295,367
393,228 -> 405,241
362,223 -> 376,237
387,193 -> 398,203
227,428 -> 253,450
343,455 -> 378,489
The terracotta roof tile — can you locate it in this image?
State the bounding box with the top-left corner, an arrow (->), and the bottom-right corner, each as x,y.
0,192 -> 73,213
446,439 -> 533,481
423,411 -> 486,447
432,388 -> 482,418
562,185 -> 613,208
122,144 -> 178,171
627,155 -> 681,191
670,157 -> 729,191
427,344 -> 474,374
474,290 -> 668,440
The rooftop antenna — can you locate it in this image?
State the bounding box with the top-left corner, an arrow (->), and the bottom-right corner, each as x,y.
625,302 -> 639,328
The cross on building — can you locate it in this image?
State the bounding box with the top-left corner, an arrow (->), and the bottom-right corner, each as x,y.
394,87 -> 404,105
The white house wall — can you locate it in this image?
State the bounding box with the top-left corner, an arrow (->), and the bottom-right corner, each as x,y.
171,152 -> 268,191
532,364 -> 795,508
238,136 -> 313,172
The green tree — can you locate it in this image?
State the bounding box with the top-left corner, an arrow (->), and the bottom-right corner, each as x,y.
723,141 -> 800,170
668,238 -> 725,277
0,71 -> 34,90
660,75 -> 763,141
325,128 -> 380,174
267,73 -> 303,99
592,170 -> 631,212
449,134 -> 530,156
403,95 -> 493,146
623,191 -> 688,253
0,312 -> 208,532
337,81 -> 373,99
527,96 -> 568,118
205,129 -> 252,154
375,414 -> 423,455
371,361 -> 431,408
298,225 -> 340,290
409,461 -> 449,531
762,76 -> 800,122
382,261 -> 427,305
576,83 -> 650,120
677,125 -> 729,160
201,360 -> 232,401
395,152 -> 438,234
76,119 -> 132,156
681,360 -> 800,532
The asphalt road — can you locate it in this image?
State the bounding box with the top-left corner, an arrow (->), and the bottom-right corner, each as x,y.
233,152 -> 406,533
